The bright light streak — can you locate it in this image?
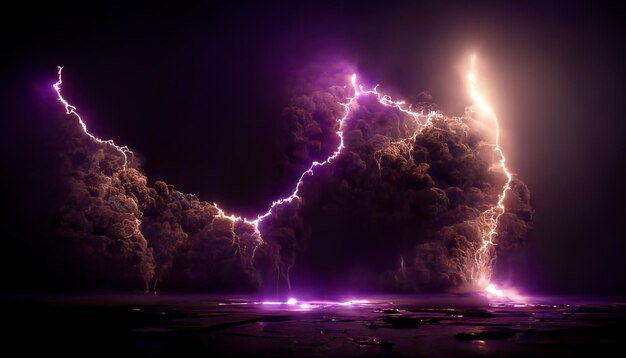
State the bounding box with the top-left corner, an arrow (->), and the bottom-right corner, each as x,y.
54,66 -> 144,269
255,297 -> 371,309
53,66 -> 133,169
467,55 -> 515,298
212,72 -> 440,249
261,301 -> 282,305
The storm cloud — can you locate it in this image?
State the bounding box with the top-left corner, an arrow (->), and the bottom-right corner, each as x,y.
52,70 -> 532,293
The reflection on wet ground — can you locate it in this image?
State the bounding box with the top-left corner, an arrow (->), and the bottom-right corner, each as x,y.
5,293 -> 626,356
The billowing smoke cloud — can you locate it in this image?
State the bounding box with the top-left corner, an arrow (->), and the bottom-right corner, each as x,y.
53,69 -> 532,293
56,122 -> 283,292
279,75 -> 533,292
57,135 -> 154,291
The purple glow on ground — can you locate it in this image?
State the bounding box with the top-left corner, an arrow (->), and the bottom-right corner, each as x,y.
218,294 -> 530,311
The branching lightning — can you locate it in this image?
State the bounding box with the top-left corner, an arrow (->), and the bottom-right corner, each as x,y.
53,56 -> 514,296
212,74 -> 441,237
467,55 -> 514,297
54,66 -> 133,169
54,66 -> 144,251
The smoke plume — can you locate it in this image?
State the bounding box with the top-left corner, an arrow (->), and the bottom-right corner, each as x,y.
53,70 -> 532,293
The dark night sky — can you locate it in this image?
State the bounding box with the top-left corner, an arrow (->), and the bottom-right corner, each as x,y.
1,1 -> 625,295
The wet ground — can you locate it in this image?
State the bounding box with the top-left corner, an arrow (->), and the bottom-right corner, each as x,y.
4,293 -> 626,357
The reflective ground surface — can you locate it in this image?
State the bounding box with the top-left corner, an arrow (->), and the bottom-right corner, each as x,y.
5,293 -> 626,357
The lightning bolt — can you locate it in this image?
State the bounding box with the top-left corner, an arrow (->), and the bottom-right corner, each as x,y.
467,55 -> 514,297
54,66 -> 144,258
53,56 -> 514,296
212,74 -> 439,234
53,66 -> 133,169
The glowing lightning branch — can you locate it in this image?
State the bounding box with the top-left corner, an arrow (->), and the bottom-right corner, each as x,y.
211,76 -> 357,239
53,66 -> 133,169
212,74 -> 439,241
54,66 -> 143,261
467,55 -> 514,297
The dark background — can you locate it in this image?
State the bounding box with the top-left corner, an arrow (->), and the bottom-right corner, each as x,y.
1,1 -> 625,295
